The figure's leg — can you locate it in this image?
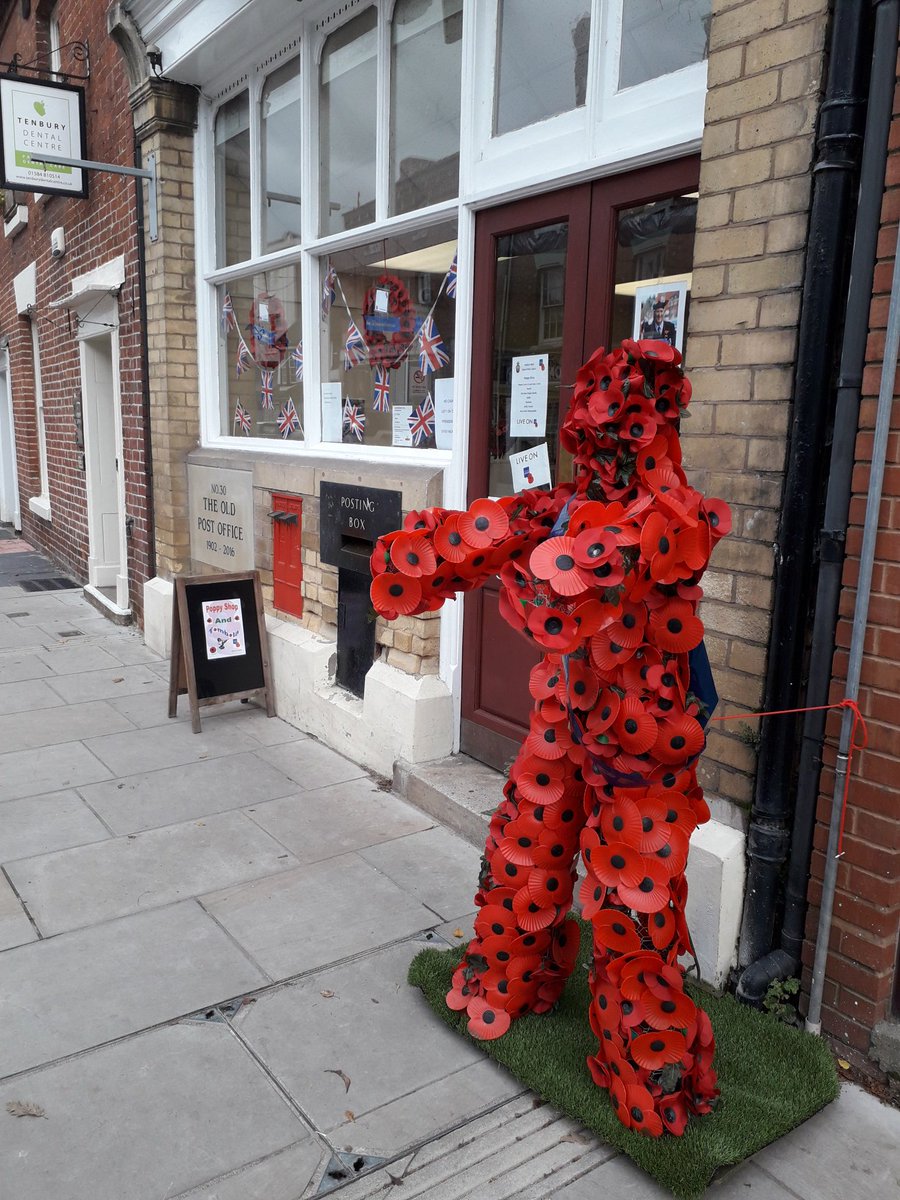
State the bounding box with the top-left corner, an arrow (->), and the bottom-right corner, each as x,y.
446,702 -> 587,1039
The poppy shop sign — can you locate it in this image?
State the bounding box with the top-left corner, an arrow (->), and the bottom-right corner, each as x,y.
0,75 -> 87,197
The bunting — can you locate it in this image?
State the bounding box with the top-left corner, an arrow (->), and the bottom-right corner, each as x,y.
446,253 -> 457,300
260,369 -> 274,410
278,397 -> 301,439
343,321 -> 368,370
233,399 -> 252,435
291,342 -> 304,382
220,291 -> 235,334
417,315 -> 449,374
372,365 -> 391,413
235,340 -> 250,377
322,264 -> 336,320
408,394 -> 435,446
343,400 -> 366,441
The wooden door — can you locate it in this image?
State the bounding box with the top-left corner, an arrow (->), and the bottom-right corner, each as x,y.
460,159 -> 700,772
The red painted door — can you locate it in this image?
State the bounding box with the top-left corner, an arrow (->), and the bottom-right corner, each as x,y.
461,161 -> 700,772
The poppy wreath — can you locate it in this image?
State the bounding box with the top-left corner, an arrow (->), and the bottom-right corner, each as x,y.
362,273 -> 418,370
370,339 -> 730,1137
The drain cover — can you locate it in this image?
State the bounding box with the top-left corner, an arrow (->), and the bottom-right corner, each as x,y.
316,1152 -> 388,1195
57,630 -> 83,638
20,577 -> 78,593
6,612 -> 28,618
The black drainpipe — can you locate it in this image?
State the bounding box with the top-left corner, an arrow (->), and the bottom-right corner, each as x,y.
735,0 -> 873,976
133,133 -> 157,587
737,0 -> 900,1005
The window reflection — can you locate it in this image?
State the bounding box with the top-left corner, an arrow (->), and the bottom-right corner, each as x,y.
390,0 -> 463,215
215,93 -> 252,267
262,58 -> 302,254
320,8 -> 378,235
619,0 -> 711,91
494,0 -> 590,136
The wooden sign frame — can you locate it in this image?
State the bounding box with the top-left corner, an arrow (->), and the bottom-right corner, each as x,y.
168,571 -> 274,734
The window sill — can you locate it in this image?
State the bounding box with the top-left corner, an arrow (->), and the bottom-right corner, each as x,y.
3,206 -> 28,239
28,495 -> 52,521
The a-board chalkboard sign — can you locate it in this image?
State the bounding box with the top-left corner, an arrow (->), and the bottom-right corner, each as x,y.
168,571 -> 274,733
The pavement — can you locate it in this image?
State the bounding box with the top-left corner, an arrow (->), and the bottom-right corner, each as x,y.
1,545 -> 899,1199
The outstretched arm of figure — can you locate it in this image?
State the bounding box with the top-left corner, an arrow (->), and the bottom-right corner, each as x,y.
369,483 -> 577,621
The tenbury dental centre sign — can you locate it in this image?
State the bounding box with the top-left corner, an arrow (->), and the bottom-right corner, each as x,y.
0,75 -> 87,198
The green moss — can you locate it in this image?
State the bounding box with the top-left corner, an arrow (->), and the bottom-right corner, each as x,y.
408,933 -> 838,1199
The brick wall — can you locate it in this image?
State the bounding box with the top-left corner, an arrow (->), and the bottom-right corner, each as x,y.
802,61 -> 900,1075
0,0 -> 152,622
684,0 -> 830,817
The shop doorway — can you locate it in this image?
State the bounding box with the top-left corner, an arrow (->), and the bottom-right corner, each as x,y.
0,347 -> 20,528
460,160 -> 700,771
81,332 -> 128,612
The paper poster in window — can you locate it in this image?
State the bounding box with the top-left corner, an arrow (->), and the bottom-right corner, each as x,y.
509,354 -> 549,437
633,282 -> 688,354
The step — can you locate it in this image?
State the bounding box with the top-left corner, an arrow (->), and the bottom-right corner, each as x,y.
393,754 -> 503,849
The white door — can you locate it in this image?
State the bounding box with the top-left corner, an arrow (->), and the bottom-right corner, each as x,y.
0,350 -> 20,529
82,334 -> 127,605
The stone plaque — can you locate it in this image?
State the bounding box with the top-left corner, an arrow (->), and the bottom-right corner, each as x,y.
319,481 -> 402,571
188,464 -> 254,571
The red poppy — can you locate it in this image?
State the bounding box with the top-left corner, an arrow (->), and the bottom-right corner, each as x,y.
585,689 -> 621,738
465,995 -> 511,1040
529,538 -> 592,597
642,986 -> 696,1031
517,765 -> 567,808
623,1085 -> 664,1137
592,908 -> 643,954
572,525 -> 619,568
620,397 -> 660,450
614,696 -> 657,755
568,500 -> 628,537
578,873 -> 607,920
701,497 -> 731,539
590,633 -> 637,673
590,842 -> 643,890
526,605 -> 579,652
497,586 -> 529,633
389,532 -> 437,579
556,658 -> 599,711
507,953 -> 544,987
474,902 -> 518,939
648,904 -> 677,951
599,795 -> 642,848
510,929 -> 551,958
652,824 -> 689,877
370,572 -> 423,616
649,788 -> 699,836
632,797 -> 672,853
433,514 -> 472,563
550,917 -> 581,972
636,433 -> 676,478
524,713 -> 573,760
403,506 -> 446,533
567,599 -> 610,640
458,499 -> 510,548
649,599 -> 704,654
479,932 -> 516,969
512,887 -> 558,932
631,1029 -> 687,1071
454,547 -> 494,581
529,657 -> 563,701
660,1093 -> 689,1136
490,852 -> 527,889
542,797 -> 582,832
603,601 -> 647,648
616,857 -> 670,913
497,831 -> 537,868
445,976 -> 478,1010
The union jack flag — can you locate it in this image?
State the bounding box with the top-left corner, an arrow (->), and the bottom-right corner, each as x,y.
343,400 -> 366,441
260,369 -> 274,410
220,291 -> 235,334
417,315 -> 449,374
342,321 -> 368,370
322,264 -> 336,320
235,340 -> 250,377
372,365 -> 391,413
291,341 -> 304,381
446,253 -> 457,300
408,397 -> 435,446
233,400 -> 252,435
277,397 -> 300,439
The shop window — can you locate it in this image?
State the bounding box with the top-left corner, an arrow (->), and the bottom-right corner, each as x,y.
390,0 -> 463,216
611,191 -> 698,358
262,58 -> 303,254
215,92 -> 252,268
319,7 -> 378,235
618,0 -> 711,91
319,220 -> 457,450
218,264 -> 303,442
494,0 -> 590,136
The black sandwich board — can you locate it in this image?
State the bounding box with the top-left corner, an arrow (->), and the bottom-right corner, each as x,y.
168,571 -> 274,733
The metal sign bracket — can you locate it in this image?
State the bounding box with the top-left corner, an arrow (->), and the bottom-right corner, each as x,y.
31,152 -> 158,241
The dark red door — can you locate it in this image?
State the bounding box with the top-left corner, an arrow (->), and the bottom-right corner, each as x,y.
460,160 -> 700,772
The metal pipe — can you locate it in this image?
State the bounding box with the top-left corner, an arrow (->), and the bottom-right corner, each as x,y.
806,216 -> 900,1033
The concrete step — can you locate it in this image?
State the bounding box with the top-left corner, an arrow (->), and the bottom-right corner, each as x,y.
393,754 -> 503,849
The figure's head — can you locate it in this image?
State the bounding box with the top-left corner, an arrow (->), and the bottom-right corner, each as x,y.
560,340 -> 691,500
653,299 -> 666,318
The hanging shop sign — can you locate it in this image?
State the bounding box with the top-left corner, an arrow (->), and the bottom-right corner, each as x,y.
0,74 -> 87,198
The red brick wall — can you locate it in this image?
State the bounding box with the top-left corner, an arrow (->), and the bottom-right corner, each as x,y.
802,63 -> 900,1075
0,1 -> 152,623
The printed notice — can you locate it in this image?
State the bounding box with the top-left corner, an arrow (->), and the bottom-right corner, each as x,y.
321,382 -> 343,442
434,377 -> 454,450
392,405 -> 413,447
509,442 -> 552,490
202,598 -> 246,660
509,354 -> 549,437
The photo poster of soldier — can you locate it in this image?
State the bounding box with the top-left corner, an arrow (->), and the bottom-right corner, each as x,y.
633,282 -> 688,354
201,597 -> 247,660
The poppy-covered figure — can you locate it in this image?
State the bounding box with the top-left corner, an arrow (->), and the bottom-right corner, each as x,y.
370,340 -> 729,1137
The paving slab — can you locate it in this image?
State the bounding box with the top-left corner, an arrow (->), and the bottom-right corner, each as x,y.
168,1140 -> 326,1200
0,649 -> 54,682
245,776 -> 434,865
0,901 -> 268,1078
4,600 -> 86,625
358,826 -> 481,922
83,718 -> 264,776
750,1083 -> 900,1200
34,642 -> 123,674
6,810 -> 300,935
0,790 -> 110,862
0,740 -> 111,802
81,752 -> 302,835
89,633 -> 163,665
0,1023 -> 313,1200
0,870 -> 35,951
0,620 -> 46,650
43,664 -> 164,703
203,852 -> 436,979
233,940 -> 484,1132
256,738 -> 369,790
0,676 -> 66,715
0,699 -> 135,753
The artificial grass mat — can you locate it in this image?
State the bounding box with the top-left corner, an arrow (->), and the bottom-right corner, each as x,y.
408,930 -> 838,1199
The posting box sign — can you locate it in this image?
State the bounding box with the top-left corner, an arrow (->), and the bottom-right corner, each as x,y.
0,75 -> 87,198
